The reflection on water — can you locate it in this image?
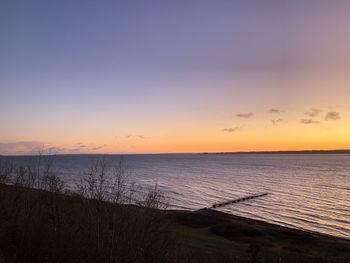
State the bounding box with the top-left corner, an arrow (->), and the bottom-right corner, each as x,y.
7,153 -> 350,239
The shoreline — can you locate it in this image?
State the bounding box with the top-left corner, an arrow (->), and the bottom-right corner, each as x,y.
190,208 -> 350,243
169,208 -> 350,261
202,149 -> 350,155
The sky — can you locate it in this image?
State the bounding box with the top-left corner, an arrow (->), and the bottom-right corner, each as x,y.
1,0 -> 350,155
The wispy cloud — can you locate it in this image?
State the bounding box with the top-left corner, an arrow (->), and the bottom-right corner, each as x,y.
271,119 -> 284,126
268,108 -> 281,113
300,119 -> 320,124
325,111 -> 340,121
73,142 -> 88,149
236,112 -> 253,118
47,147 -> 66,153
124,135 -> 145,139
0,141 -> 109,155
222,127 -> 239,133
304,108 -> 322,117
0,141 -> 46,155
70,148 -> 82,152
91,145 -> 106,151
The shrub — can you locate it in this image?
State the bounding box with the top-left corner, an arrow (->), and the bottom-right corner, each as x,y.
0,157 -> 175,263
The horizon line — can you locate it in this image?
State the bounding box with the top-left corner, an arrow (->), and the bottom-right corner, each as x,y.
1,148 -> 350,157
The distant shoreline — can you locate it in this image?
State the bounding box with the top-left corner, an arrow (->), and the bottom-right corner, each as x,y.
202,149 -> 350,155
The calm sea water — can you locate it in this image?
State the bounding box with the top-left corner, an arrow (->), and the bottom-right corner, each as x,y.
4,154 -> 350,239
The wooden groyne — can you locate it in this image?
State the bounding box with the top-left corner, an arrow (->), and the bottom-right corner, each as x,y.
211,193 -> 268,208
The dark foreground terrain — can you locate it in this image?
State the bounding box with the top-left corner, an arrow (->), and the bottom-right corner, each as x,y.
170,209 -> 350,262
0,158 -> 349,263
1,184 -> 350,263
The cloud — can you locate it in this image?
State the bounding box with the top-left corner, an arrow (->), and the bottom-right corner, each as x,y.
268,108 -> 281,113
47,147 -> 66,153
236,112 -> 253,118
70,148 -> 82,152
300,119 -> 320,124
222,127 -> 239,132
271,119 -> 284,126
0,141 -> 109,155
325,111 -> 340,121
304,108 -> 322,117
125,135 -> 145,139
91,145 -> 106,151
74,142 -> 88,147
0,141 -> 46,155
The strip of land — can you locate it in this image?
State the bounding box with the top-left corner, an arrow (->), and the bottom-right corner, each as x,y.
202,149 -> 350,154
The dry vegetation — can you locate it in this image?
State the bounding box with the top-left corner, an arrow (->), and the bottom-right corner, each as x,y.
0,156 -> 349,263
0,156 -> 176,263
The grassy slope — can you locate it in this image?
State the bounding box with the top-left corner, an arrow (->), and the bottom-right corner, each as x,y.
168,210 -> 350,262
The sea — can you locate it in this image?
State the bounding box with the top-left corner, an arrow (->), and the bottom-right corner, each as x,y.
3,153 -> 350,239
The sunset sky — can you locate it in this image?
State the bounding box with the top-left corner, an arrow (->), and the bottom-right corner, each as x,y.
1,0 -> 350,155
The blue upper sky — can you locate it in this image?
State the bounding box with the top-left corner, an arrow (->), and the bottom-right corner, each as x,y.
3,0 -> 349,72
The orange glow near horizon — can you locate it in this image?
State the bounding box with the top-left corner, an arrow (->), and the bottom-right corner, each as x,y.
1,71 -> 350,155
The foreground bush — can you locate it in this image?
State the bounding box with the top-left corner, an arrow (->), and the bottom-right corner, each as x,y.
0,156 -> 175,263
